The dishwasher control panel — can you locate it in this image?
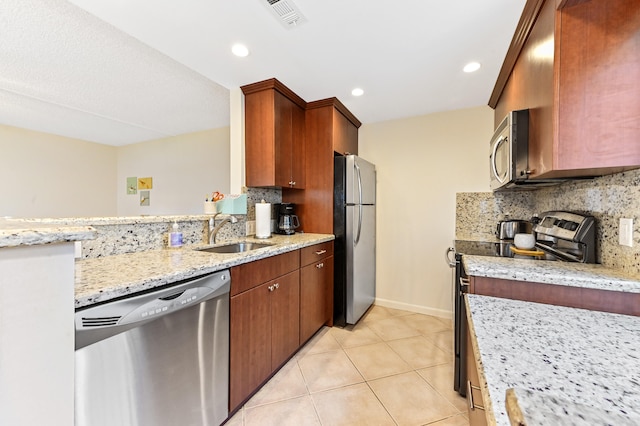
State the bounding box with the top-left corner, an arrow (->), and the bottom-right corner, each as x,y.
75,270 -> 230,348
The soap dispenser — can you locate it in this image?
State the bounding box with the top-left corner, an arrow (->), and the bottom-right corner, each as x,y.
168,221 -> 183,248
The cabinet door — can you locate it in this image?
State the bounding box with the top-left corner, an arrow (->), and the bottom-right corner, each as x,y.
290,98 -> 306,188
274,91 -> 293,188
229,283 -> 271,411
270,270 -> 300,370
333,109 -> 358,156
300,256 -> 333,343
466,322 -> 488,426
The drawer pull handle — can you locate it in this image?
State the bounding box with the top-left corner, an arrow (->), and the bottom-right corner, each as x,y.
316,263 -> 324,269
268,283 -> 279,292
315,250 -> 327,255
467,381 -> 485,411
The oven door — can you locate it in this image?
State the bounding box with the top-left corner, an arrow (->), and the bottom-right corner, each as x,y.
453,253 -> 469,396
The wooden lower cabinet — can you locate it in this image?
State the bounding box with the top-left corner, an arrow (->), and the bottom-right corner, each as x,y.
466,322 -> 488,426
299,241 -> 334,343
270,270 -> 300,369
229,252 -> 300,411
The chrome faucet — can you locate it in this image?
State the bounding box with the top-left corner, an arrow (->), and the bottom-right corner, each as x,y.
209,213 -> 238,244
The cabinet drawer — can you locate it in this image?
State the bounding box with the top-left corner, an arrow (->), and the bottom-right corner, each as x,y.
231,250 -> 300,296
300,241 -> 334,267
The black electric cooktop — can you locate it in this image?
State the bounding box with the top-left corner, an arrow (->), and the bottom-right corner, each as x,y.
454,240 -> 521,258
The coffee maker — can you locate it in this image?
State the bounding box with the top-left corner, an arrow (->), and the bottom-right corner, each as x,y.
274,203 -> 300,235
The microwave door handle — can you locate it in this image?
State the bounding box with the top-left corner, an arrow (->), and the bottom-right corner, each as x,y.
491,136 -> 507,183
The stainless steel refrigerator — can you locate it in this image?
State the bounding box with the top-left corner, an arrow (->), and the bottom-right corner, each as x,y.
334,155 -> 376,326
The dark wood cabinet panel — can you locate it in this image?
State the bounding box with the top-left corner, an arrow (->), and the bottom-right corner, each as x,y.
270,270 -> 300,369
300,255 -> 334,343
492,0 -> 640,179
555,0 -> 640,174
229,282 -> 271,411
333,108 -> 358,156
242,78 -> 306,189
300,241 -> 334,266
470,275 -> 640,316
284,99 -> 360,234
230,250 -> 299,296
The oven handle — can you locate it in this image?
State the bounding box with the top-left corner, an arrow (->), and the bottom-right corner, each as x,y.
445,247 -> 456,267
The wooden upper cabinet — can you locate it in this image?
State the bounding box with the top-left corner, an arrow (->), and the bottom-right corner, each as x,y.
242,78 -> 306,189
285,98 -> 361,234
491,0 -> 640,179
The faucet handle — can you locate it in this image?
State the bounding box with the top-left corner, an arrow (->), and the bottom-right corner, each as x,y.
230,216 -> 238,224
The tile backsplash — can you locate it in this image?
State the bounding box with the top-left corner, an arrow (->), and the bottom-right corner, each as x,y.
457,168 -> 640,274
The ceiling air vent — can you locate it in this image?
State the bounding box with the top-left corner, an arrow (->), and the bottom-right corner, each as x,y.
262,0 -> 308,29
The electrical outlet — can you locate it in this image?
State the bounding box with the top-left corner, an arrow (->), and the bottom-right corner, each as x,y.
619,218 -> 634,247
246,220 -> 256,236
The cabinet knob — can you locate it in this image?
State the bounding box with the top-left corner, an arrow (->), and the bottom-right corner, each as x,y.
315,249 -> 327,256
316,263 -> 324,269
274,283 -> 279,289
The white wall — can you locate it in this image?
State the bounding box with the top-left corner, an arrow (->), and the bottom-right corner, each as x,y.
0,124 -> 117,218
117,128 -> 230,216
359,106 -> 493,318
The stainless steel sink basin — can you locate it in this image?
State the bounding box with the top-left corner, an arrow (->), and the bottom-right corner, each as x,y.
197,242 -> 274,254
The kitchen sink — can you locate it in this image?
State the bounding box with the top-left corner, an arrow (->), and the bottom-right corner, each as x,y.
197,242 -> 274,254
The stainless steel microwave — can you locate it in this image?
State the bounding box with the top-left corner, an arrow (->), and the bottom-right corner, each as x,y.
489,109 -> 530,191
489,109 -> 566,191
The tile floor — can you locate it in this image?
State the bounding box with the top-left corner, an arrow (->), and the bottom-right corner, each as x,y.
226,305 -> 469,426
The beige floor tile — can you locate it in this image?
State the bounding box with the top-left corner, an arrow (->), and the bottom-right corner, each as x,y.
225,408 -> 243,426
367,316 -> 422,341
330,323 -> 383,348
244,358 -> 309,408
344,342 -> 412,380
360,305 -> 410,325
296,327 -> 341,358
244,395 -> 321,426
428,413 -> 470,426
424,329 -> 454,355
387,335 -> 451,369
298,349 -> 364,393
436,316 -> 454,330
368,371 -> 460,426
311,383 -> 395,426
417,364 -> 468,413
401,313 -> 451,336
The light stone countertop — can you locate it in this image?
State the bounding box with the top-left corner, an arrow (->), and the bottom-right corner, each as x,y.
0,219 -> 96,248
463,255 -> 640,293
466,294 -> 640,426
75,233 -> 334,309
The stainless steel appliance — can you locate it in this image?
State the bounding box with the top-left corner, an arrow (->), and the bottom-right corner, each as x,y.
334,155 -> 376,325
490,109 -> 564,191
495,219 -> 531,240
446,211 -> 597,396
75,270 -> 230,426
274,202 -> 300,235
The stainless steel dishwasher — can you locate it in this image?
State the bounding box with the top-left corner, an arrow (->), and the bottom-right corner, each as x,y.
75,270 -> 230,426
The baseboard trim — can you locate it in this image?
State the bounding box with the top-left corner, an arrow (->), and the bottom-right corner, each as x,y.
374,297 -> 452,320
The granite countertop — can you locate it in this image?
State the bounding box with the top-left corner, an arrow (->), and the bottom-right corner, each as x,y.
466,294 -> 640,426
463,255 -> 640,293
0,219 -> 96,248
75,233 -> 334,308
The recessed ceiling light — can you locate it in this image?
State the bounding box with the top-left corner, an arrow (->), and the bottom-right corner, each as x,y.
463,62 -> 481,73
231,43 -> 249,57
352,88 -> 364,97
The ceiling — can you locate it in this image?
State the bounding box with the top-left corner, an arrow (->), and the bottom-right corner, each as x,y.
1,0 -> 526,146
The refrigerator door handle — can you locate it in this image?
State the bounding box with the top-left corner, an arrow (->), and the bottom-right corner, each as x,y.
354,162 -> 363,245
